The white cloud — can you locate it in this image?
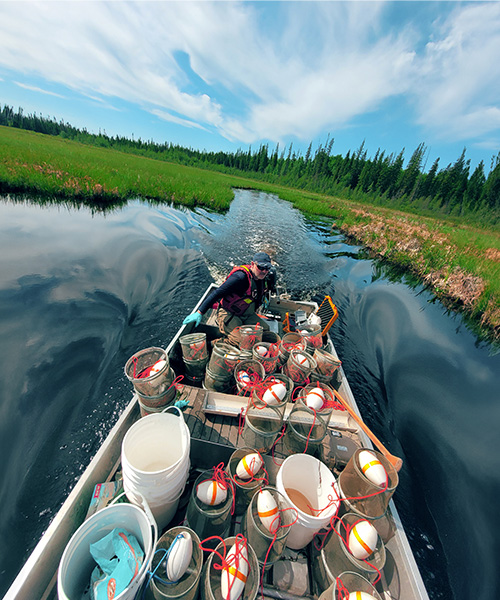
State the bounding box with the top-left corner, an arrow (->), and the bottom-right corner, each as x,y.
174,2 -> 419,142
151,108 -> 209,131
0,2 -> 225,125
473,138 -> 500,154
412,2 -> 500,142
14,81 -> 65,98
0,1 -> 498,148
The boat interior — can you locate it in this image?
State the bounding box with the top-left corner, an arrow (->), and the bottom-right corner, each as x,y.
6,285 -> 429,600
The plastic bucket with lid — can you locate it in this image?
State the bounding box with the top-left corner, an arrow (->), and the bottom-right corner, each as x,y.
58,494 -> 157,600
121,406 -> 191,530
276,454 -> 340,549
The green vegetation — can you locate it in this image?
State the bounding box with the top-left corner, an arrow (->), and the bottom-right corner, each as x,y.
0,126 -> 235,209
1,104 -> 499,226
0,122 -> 499,342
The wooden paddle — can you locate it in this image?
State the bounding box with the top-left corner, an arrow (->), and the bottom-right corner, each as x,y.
331,387 -> 403,472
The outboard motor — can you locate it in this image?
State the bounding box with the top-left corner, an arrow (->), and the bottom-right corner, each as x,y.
267,265 -> 278,295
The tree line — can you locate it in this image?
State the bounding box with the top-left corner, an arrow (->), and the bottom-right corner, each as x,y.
1,104 -> 498,224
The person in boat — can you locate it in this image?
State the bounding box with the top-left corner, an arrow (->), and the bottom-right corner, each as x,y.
182,251 -> 277,345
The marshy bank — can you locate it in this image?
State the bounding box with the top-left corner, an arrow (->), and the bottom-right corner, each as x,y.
332,207 -> 499,343
1,125 -> 498,341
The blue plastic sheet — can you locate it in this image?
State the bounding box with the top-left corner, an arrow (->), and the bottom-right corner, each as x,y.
89,527 -> 144,600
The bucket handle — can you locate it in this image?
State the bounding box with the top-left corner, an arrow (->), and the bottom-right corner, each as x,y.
111,491 -> 159,565
162,404 -> 185,422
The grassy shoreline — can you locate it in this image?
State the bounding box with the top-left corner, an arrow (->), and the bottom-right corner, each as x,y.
1,126 -> 499,342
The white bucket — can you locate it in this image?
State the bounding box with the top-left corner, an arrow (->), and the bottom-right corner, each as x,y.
122,406 -> 191,530
276,454 -> 340,549
58,495 -> 157,600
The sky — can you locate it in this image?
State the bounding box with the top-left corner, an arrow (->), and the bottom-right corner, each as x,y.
1,1 -> 499,174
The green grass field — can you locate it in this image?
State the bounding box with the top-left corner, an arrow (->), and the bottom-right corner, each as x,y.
1,125 -> 499,341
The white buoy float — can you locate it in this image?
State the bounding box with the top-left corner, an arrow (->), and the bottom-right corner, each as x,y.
262,382 -> 287,405
358,450 -> 388,487
255,345 -> 268,357
257,489 -> 280,534
305,387 -> 325,410
196,479 -> 228,506
347,593 -> 377,600
150,359 -> 167,375
238,371 -> 252,387
294,353 -> 310,368
221,539 -> 249,600
348,519 -> 378,560
165,532 -> 193,581
236,453 -> 263,480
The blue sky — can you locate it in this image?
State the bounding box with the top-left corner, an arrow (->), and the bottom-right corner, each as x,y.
1,1 -> 499,174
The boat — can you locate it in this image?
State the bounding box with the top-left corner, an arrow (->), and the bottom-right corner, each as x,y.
5,284 -> 430,600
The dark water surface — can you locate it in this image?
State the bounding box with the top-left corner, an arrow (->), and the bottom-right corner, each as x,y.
0,190 -> 498,599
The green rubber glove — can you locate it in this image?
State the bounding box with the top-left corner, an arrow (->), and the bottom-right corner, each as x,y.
183,312 -> 202,327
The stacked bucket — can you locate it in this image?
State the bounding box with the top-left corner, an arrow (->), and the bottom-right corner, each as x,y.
121,406 -> 191,531
124,347 -> 177,416
179,333 -> 209,386
57,405 -> 193,600
204,341 -> 240,392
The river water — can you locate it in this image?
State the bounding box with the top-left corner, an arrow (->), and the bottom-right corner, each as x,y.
0,190 -> 498,599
